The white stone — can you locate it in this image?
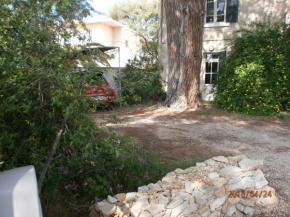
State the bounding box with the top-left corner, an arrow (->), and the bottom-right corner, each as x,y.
196,162 -> 206,167
162,172 -> 176,183
135,196 -> 149,206
182,203 -> 198,215
254,206 -> 261,215
177,192 -> 191,201
214,186 -> 226,197
256,193 -> 279,207
97,202 -> 116,216
193,188 -> 203,199
219,166 -> 242,178
163,209 -> 172,217
209,211 -> 219,217
184,167 -> 195,172
228,177 -> 254,190
228,155 -> 247,162
139,211 -> 152,217
114,193 -> 126,202
189,195 -> 195,204
235,203 -> 244,212
240,198 -> 256,207
208,172 -> 219,180
148,183 -> 162,191
212,156 -> 229,163
205,159 -> 217,166
138,185 -> 150,193
162,176 -> 175,183
235,209 -> 244,217
107,195 -> 118,204
239,158 -> 263,172
201,207 -> 211,217
131,205 -> 142,217
170,201 -> 188,217
171,189 -> 178,198
226,205 -> 236,216
177,175 -> 186,180
238,170 -> 255,178
200,190 -> 214,201
126,192 -> 137,202
210,196 -> 226,212
154,211 -> 165,217
175,168 -> 187,174
194,181 -> 215,194
158,194 -> 169,204
227,177 -> 241,185
185,182 -> 195,193
254,170 -> 268,189
147,204 -> 165,216
167,198 -> 184,209
213,178 -> 227,188
244,206 -> 255,215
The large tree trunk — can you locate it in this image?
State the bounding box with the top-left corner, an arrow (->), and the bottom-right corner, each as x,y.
164,0 -> 206,108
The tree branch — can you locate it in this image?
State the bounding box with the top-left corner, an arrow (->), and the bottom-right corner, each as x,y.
38,114 -> 70,193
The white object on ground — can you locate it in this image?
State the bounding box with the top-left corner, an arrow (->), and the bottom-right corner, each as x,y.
0,165 -> 43,217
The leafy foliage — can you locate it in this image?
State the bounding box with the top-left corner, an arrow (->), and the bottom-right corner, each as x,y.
43,132 -> 164,200
117,57 -> 165,105
109,0 -> 158,41
0,1 -> 165,211
109,0 -> 159,64
215,22 -> 290,115
109,0 -> 164,105
0,0 -> 97,171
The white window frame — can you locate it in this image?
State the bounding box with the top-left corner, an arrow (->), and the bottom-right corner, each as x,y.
204,54 -> 220,85
204,0 -> 230,28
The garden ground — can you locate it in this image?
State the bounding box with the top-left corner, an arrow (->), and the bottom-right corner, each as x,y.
93,104 -> 290,217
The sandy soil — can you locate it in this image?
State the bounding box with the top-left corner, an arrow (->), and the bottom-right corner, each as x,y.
93,104 -> 290,216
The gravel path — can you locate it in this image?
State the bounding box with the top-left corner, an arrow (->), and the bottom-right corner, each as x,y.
93,104 -> 290,216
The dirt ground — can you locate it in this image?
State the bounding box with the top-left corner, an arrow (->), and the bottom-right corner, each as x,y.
93,104 -> 290,217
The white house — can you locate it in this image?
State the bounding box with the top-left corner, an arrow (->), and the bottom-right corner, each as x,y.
71,15 -> 141,90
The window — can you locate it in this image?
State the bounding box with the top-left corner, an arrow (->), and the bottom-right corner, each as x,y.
206,0 -> 226,23
205,0 -> 239,26
88,29 -> 93,38
286,13 -> 290,25
205,54 -> 219,84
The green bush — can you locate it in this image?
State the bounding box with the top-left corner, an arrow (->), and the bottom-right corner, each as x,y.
118,57 -> 165,105
215,21 -> 290,115
41,131 -> 165,201
0,0 -> 165,205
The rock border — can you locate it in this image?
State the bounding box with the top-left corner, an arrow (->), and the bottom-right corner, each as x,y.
89,155 -> 278,217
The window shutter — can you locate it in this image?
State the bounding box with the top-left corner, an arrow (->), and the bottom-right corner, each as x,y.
226,0 -> 239,23
219,51 -> 227,69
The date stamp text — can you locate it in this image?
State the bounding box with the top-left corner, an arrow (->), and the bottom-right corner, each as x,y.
228,190 -> 272,198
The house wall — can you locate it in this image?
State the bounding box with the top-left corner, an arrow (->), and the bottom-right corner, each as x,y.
73,18 -> 141,68
158,0 -> 290,100
88,23 -> 114,46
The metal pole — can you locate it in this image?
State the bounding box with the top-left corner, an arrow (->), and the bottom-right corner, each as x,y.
118,47 -> 122,108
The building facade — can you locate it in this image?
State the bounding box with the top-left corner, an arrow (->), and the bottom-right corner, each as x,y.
71,15 -> 141,91
158,0 -> 290,101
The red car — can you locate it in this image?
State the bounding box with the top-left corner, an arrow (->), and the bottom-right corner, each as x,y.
85,73 -> 116,105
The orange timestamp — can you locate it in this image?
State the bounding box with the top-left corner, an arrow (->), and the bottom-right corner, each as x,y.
228,190 -> 272,198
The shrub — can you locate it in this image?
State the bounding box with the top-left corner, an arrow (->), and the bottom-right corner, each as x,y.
41,131 -> 165,201
215,21 -> 290,115
118,57 -> 166,105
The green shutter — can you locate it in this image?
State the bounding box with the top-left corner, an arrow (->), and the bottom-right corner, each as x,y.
226,0 -> 239,23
